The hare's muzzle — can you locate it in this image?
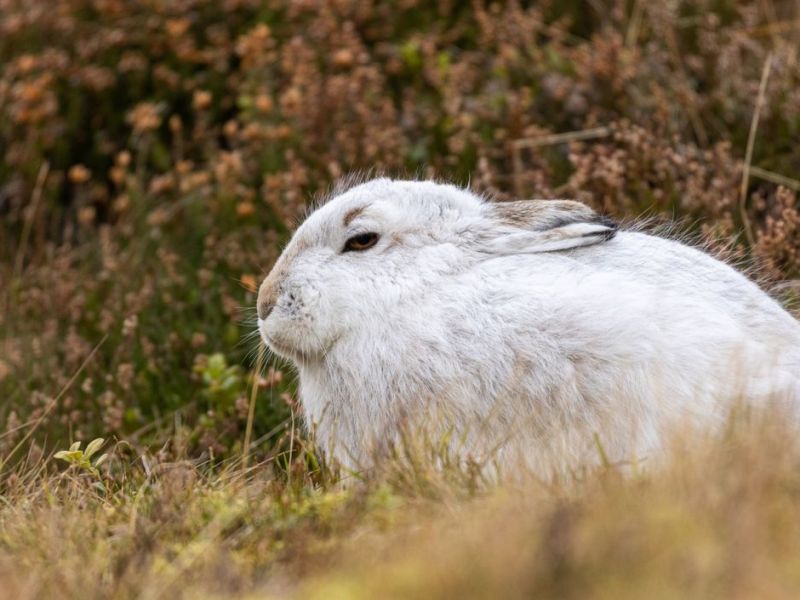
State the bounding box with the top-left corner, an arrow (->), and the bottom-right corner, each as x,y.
257,278 -> 278,320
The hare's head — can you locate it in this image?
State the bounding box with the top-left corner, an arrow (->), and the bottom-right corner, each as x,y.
257,178 -> 616,364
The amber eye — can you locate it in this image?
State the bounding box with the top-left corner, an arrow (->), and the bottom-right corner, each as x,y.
343,232 -> 379,252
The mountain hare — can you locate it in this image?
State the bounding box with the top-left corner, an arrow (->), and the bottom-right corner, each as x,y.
257,178 -> 800,476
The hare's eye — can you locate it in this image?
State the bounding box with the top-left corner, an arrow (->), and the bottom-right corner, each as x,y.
343,232 -> 379,252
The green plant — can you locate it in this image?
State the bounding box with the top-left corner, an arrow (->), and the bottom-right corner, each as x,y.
54,438 -> 108,478
195,353 -> 245,408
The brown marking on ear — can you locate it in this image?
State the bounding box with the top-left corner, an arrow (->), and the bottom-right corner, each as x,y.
492,201 -> 541,227
343,206 -> 366,227
492,200 -> 600,230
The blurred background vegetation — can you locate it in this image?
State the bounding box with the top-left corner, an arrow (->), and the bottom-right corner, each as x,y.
1,0 -> 799,462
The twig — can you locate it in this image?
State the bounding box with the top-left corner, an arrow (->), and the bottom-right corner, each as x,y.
625,0 -> 645,47
0,417 -> 41,441
287,405 -> 296,486
748,166 -> 800,191
739,52 -> 774,248
13,160 -> 50,279
241,343 -> 265,472
248,416 -> 291,450
511,126 -> 612,150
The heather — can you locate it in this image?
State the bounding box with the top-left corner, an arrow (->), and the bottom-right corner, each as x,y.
1,1 -> 800,597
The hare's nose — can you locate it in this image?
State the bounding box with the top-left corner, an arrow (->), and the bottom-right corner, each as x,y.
257,280 -> 278,320
257,299 -> 274,321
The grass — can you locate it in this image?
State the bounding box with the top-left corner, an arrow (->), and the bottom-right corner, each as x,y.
2,0 -> 800,596
3,412 -> 800,598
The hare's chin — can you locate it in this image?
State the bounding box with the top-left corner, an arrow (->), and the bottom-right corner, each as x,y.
263,334 -> 319,364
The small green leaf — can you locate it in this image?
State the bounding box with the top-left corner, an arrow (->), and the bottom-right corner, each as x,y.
69,441 -> 81,452
84,438 -> 105,459
55,450 -> 83,463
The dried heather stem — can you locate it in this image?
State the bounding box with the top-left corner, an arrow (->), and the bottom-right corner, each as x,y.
740,52 -> 775,248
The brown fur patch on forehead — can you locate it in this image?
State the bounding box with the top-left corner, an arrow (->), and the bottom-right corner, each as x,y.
343,206 -> 366,227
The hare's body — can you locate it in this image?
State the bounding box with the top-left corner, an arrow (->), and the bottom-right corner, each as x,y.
257,179 -> 800,476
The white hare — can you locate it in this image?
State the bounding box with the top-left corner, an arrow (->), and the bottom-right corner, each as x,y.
257,178 -> 800,477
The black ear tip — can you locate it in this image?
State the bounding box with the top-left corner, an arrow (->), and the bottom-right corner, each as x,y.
594,214 -> 619,229
591,214 -> 619,240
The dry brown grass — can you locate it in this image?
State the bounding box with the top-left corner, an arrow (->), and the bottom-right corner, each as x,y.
2,0 -> 800,451
2,1 -> 800,596
0,412 -> 799,598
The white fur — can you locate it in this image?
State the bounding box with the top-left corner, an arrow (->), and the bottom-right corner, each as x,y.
257,178 -> 800,477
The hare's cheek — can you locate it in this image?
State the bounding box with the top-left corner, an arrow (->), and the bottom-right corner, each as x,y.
272,283 -> 332,346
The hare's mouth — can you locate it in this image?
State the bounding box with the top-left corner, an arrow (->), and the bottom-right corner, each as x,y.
263,333 -> 300,359
258,315 -> 333,365
262,332 -> 321,364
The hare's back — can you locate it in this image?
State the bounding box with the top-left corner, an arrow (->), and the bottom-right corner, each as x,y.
572,231 -> 800,341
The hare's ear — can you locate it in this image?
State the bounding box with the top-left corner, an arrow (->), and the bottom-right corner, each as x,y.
477,200 -> 618,255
